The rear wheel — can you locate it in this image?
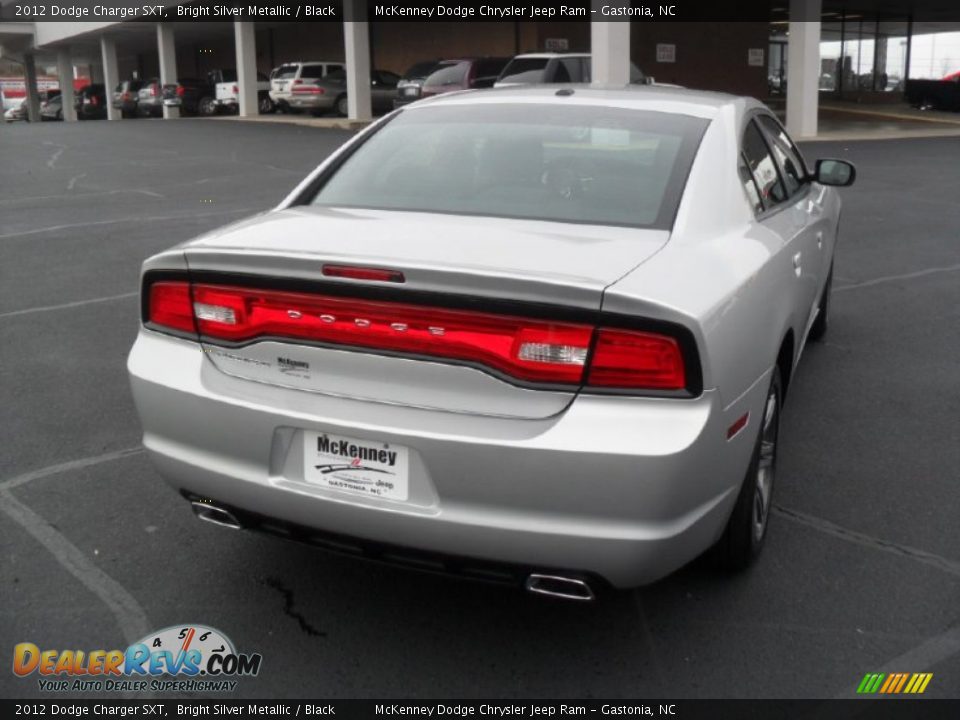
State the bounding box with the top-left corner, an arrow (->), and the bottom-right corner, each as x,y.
198,96 -> 216,116
808,264 -> 832,342
336,94 -> 349,117
713,367 -> 781,571
258,94 -> 275,114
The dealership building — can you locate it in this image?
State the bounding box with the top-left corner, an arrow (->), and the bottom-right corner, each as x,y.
1,0 -> 959,137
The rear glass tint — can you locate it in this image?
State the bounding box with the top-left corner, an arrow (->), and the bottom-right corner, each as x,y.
498,58 -> 549,84
311,104 -> 709,230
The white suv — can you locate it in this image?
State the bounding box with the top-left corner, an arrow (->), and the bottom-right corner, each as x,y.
270,62 -> 344,111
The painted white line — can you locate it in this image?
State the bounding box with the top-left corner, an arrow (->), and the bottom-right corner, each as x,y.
0,207 -> 256,240
0,292 -> 138,320
0,448 -> 150,644
775,506 -> 960,578
833,263 -> 960,293
66,172 -> 87,191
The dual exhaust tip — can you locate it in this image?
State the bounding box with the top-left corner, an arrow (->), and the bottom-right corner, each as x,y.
190,501 -> 595,601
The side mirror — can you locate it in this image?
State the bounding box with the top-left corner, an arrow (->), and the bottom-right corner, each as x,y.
814,159 -> 856,187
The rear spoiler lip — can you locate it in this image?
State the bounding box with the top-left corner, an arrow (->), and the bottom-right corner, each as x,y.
139,268 -> 703,399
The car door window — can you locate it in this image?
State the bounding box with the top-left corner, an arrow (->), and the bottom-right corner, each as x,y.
739,155 -> 764,214
741,120 -> 788,209
300,66 -> 324,80
756,115 -> 808,196
558,58 -> 583,83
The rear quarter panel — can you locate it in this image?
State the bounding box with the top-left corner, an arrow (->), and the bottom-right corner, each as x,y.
603,102 -> 800,410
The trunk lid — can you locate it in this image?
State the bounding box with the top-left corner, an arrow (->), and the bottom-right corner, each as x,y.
183,206 -> 669,419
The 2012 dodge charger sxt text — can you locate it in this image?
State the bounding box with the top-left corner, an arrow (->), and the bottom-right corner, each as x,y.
128,86 -> 855,600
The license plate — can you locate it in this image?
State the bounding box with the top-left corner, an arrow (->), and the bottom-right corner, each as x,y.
303,431 -> 409,501
403,87 -> 418,97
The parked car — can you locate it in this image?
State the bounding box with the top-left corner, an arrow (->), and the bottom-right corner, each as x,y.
39,94 -> 63,121
495,53 -> 646,87
75,83 -> 107,120
129,86 -> 856,599
162,77 -> 212,116
3,98 -> 25,122
393,59 -> 441,108
112,79 -> 144,118
269,61 -> 344,112
418,57 -> 509,100
287,68 -> 399,116
137,78 -> 164,117
214,71 -> 273,114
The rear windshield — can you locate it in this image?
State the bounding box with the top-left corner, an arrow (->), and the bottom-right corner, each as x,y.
423,61 -> 469,88
311,104 -> 709,229
498,58 -> 549,84
275,65 -> 298,79
403,61 -> 439,80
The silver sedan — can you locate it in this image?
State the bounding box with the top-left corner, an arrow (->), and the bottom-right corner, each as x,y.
128,86 -> 855,599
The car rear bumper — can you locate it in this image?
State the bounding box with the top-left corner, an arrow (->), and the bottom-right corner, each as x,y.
288,95 -> 335,111
128,330 -> 764,588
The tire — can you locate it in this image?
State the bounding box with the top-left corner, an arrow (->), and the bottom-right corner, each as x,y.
808,264 -> 832,342
198,97 -> 217,116
258,94 -> 275,114
336,94 -> 349,117
712,367 -> 781,571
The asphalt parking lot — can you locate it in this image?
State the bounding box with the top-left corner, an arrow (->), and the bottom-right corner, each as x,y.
1,118 -> 958,700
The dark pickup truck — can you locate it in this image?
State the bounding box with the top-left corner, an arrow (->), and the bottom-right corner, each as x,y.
905,78 -> 960,112
162,69 -> 236,116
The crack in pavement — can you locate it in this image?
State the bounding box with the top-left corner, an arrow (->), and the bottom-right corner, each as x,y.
774,505 -> 960,578
262,577 -> 327,638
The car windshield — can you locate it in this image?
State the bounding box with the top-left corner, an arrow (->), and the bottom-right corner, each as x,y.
311,104 -> 709,229
423,61 -> 469,88
498,58 -> 549,83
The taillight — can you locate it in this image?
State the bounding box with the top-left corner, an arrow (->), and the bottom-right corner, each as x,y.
148,282 -> 195,334
151,85 -> 158,96
122,91 -> 131,101
587,329 -> 686,390
144,281 -> 692,392
292,85 -> 324,95
293,79 -> 303,85
176,85 -> 186,97
188,285 -> 592,385
232,84 -> 238,94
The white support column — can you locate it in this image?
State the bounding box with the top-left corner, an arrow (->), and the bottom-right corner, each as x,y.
234,20 -> 258,117
157,23 -> 179,119
23,52 -> 41,123
100,36 -> 120,121
786,2 -> 822,139
343,0 -> 371,121
57,50 -> 77,122
591,1 -> 631,85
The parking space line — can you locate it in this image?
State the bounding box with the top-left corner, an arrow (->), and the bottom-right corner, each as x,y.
0,447 -> 150,644
0,207 -> 257,240
0,292 -> 138,320
833,263 -> 960,293
774,505 -> 960,578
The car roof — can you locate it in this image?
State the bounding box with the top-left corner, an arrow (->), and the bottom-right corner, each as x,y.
510,53 -> 590,59
411,84 -> 759,120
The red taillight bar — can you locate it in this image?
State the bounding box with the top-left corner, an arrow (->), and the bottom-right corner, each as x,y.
145,281 -> 690,392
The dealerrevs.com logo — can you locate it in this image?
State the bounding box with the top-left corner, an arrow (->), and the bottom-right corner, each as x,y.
13,624 -> 262,693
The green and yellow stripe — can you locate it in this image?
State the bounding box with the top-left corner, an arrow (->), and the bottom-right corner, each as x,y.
857,672 -> 933,694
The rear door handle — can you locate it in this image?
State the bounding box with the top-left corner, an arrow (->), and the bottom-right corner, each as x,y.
793,252 -> 802,277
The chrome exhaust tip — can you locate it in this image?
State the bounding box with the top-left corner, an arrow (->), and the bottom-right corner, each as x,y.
525,573 -> 595,602
191,501 -> 243,530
